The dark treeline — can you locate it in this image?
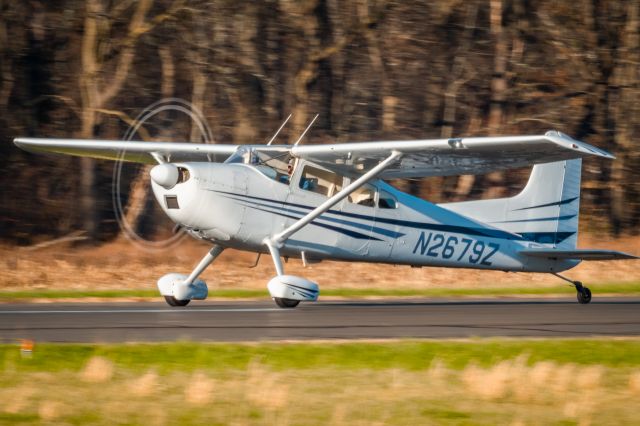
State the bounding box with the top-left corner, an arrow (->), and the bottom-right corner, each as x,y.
1,0 -> 639,243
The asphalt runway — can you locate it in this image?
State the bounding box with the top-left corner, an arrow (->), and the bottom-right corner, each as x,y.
1,297 -> 639,343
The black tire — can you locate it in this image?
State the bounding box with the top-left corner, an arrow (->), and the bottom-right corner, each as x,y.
577,287 -> 592,304
274,298 -> 300,308
164,296 -> 190,307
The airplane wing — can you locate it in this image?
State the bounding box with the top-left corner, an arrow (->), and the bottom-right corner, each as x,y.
15,130 -> 612,177
291,131 -> 614,179
519,248 -> 638,260
13,138 -> 240,164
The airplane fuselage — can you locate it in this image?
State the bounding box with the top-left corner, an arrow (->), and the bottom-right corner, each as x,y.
151,161 -> 578,274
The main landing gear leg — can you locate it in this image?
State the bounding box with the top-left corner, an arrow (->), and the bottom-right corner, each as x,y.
264,241 -> 300,309
552,273 -> 592,304
162,245 -> 224,307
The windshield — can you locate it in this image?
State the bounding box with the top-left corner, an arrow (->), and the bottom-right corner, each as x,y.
225,147 -> 293,184
224,146 -> 251,164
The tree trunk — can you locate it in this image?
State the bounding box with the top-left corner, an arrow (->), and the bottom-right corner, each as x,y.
122,165 -> 153,235
454,114 -> 482,200
0,9 -> 12,110
484,0 -> 508,200
76,0 -> 180,240
609,2 -> 639,234
77,0 -> 101,240
440,2 -> 478,201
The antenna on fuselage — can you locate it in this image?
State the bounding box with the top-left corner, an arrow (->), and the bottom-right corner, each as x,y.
293,114 -> 319,146
266,113 -> 292,146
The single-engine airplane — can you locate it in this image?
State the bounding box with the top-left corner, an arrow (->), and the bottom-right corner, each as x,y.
14,129 -> 638,307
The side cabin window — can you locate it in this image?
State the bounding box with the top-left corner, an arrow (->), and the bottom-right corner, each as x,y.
299,165 -> 343,197
348,184 -> 376,207
348,185 -> 398,209
255,165 -> 290,184
296,164 -> 399,209
378,189 -> 398,209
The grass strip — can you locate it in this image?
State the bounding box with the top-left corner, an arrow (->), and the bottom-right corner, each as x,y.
2,339 -> 640,372
2,339 -> 640,425
1,282 -> 639,300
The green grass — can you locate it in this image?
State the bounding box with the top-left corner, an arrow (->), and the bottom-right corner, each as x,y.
1,339 -> 640,425
0,289 -> 159,300
1,281 -> 639,301
2,339 -> 640,372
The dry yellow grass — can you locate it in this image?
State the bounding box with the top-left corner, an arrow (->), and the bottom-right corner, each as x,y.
1,234 -> 638,293
3,339 -> 640,424
128,370 -> 158,397
80,356 -> 114,383
1,354 -> 639,425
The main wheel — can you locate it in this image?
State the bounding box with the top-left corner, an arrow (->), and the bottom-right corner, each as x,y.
164,295 -> 190,307
577,286 -> 592,304
274,298 -> 300,308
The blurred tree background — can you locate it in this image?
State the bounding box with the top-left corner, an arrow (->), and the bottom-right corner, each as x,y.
1,0 -> 639,244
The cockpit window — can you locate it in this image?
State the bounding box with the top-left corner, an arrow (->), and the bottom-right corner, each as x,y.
347,185 -> 398,209
348,184 -> 376,207
224,147 -> 250,164
177,167 -> 190,184
378,189 -> 398,209
225,147 -> 292,184
299,165 -> 343,197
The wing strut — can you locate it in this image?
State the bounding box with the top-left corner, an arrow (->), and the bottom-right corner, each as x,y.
264,150 -> 402,274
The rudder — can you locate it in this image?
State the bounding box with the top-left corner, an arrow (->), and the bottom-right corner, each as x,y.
511,159 -> 581,248
442,159 -> 582,248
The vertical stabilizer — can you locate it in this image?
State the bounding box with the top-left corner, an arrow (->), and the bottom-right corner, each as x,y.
510,159 -> 581,248
442,159 -> 582,248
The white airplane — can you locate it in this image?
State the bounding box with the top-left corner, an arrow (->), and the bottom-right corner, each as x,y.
14,130 -> 638,308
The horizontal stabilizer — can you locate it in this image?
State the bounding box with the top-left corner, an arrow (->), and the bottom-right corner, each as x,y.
520,248 -> 638,260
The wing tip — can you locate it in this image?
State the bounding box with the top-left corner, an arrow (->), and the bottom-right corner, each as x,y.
13,137 -> 40,152
545,130 -> 615,160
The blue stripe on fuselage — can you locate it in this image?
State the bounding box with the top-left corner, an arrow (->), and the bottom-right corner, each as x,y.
212,190 -> 574,244
231,200 -> 380,240
220,192 -> 405,239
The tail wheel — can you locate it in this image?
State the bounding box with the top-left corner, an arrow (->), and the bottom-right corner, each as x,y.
164,296 -> 190,307
577,286 -> 592,304
274,298 -> 300,308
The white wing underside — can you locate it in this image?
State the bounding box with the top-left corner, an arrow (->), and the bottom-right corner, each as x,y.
14,131 -> 613,178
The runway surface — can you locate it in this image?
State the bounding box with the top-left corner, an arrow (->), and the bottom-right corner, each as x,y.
1,297 -> 639,342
